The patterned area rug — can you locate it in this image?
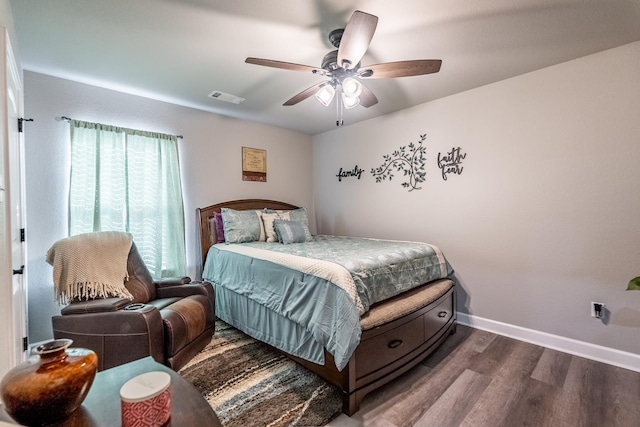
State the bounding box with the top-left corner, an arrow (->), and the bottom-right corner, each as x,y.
179,321 -> 343,427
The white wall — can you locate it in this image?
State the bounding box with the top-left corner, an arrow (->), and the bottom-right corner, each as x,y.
0,0 -> 19,68
313,42 -> 640,359
23,71 -> 313,343
0,0 -> 21,377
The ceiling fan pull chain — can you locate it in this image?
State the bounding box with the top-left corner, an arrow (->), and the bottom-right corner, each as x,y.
336,89 -> 342,126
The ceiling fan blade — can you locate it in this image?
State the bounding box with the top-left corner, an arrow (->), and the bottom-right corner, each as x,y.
337,10 -> 378,70
283,82 -> 328,106
246,57 -> 323,74
359,84 -> 378,108
360,60 -> 442,79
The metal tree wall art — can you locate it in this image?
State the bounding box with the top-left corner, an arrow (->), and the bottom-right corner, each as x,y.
371,134 -> 427,191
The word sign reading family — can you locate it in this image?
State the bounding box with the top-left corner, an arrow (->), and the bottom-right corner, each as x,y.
336,166 -> 365,182
437,147 -> 466,181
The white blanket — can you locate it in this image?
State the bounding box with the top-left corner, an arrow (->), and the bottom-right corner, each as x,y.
46,231 -> 133,304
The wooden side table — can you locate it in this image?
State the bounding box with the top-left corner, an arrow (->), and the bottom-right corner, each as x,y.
1,357 -> 222,426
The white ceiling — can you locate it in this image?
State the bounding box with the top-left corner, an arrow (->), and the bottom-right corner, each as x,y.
9,0 -> 640,135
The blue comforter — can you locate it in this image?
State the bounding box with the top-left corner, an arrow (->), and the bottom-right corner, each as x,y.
202,235 -> 453,370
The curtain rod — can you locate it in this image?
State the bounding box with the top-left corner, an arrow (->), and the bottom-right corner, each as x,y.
55,116 -> 183,139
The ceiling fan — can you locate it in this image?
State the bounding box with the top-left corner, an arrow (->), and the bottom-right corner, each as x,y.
245,10 -> 442,126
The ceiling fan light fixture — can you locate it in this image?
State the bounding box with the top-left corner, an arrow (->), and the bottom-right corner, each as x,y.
342,93 -> 360,109
245,10 -> 440,123
315,84 -> 335,106
342,77 -> 362,98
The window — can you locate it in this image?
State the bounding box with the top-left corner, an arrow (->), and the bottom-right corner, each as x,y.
69,120 -> 186,278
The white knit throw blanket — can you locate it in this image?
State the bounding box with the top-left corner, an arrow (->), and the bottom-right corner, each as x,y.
46,231 -> 134,304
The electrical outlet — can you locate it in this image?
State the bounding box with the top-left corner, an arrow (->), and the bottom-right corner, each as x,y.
591,302 -> 604,318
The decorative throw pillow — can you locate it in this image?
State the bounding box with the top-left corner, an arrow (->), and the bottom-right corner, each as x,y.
288,207 -> 309,227
263,207 -> 309,226
261,211 -> 291,243
273,219 -> 312,244
212,211 -> 225,243
221,208 -> 265,243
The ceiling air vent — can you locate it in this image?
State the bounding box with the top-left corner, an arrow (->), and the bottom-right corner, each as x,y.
208,90 -> 245,104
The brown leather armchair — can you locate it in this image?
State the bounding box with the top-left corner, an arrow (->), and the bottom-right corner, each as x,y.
52,242 -> 215,371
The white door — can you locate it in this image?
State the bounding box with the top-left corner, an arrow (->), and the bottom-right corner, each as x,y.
0,28 -> 27,379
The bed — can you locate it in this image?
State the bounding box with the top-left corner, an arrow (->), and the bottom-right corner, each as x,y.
196,199 -> 457,415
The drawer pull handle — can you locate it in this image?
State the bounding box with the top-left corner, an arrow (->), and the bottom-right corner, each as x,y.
388,339 -> 403,349
438,311 -> 448,318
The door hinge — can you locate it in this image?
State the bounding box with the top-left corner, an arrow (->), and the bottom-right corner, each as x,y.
20,228 -> 25,242
13,265 -> 24,275
23,336 -> 28,352
18,118 -> 33,133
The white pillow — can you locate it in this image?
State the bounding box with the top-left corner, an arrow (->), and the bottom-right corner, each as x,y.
261,212 -> 290,243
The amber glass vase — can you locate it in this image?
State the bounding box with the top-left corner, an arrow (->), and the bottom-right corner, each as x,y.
0,339 -> 98,426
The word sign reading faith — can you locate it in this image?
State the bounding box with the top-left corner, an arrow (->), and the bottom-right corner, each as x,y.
437,147 -> 466,181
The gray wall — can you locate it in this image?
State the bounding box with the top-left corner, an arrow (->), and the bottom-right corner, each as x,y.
22,40 -> 640,362
23,71 -> 313,343
312,41 -> 640,357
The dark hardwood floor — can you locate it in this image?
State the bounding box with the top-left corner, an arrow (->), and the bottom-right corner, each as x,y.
328,325 -> 640,427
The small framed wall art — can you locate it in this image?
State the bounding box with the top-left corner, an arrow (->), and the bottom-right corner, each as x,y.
242,146 -> 267,182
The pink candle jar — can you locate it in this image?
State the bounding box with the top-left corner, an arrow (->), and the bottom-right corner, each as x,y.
120,371 -> 171,427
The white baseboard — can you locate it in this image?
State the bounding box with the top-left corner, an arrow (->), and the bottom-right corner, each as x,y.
457,312 -> 640,373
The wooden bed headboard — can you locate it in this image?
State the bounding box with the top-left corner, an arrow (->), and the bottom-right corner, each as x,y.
195,199 -> 299,278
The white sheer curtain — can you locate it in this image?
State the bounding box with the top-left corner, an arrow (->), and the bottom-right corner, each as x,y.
69,120 -> 186,278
